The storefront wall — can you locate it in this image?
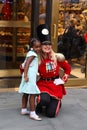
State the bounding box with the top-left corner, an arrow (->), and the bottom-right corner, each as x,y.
0,0 -> 87,87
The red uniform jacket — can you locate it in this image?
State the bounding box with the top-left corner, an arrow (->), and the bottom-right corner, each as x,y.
37,59 -> 71,99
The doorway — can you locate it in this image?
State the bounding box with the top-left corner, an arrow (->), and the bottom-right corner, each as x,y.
51,0 -> 87,87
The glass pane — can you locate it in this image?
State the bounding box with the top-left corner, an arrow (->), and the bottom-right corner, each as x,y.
58,0 -> 87,78
0,0 -> 13,20
0,27 -> 13,69
39,0 -> 46,24
16,27 -> 30,63
17,0 -> 32,22
0,0 -> 32,21
0,0 -> 31,69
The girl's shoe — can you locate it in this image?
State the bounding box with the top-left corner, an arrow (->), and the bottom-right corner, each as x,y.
30,113 -> 42,121
21,110 -> 30,115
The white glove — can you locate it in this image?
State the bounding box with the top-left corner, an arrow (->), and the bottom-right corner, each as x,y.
54,78 -> 64,85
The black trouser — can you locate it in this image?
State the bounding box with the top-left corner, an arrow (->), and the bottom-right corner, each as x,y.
36,93 -> 61,117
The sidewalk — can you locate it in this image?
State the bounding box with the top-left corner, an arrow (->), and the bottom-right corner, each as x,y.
0,88 -> 87,130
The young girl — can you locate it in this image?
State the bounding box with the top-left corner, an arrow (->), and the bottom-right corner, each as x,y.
19,38 -> 42,121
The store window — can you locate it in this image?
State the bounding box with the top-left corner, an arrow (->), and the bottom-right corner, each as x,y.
58,0 -> 87,78
39,0 -> 46,24
0,0 -> 32,21
0,0 -> 31,69
0,0 -> 13,20
17,0 -> 31,22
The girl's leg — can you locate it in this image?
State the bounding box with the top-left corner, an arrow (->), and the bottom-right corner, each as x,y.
29,94 -> 42,121
29,94 -> 35,111
22,93 -> 29,108
21,93 -> 29,115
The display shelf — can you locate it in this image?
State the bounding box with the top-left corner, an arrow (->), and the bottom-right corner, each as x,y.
17,53 -> 26,57
0,52 -> 12,57
58,1 -> 87,36
0,21 -> 30,28
59,9 -> 82,12
16,27 -> 30,59
0,27 -> 13,62
0,0 -> 31,69
0,26 -> 30,65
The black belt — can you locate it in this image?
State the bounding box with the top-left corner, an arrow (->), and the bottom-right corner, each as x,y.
40,75 -> 59,81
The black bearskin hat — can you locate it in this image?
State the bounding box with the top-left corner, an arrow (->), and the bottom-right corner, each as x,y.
37,24 -> 50,43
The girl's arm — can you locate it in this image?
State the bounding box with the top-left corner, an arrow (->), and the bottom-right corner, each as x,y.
24,56 -> 35,82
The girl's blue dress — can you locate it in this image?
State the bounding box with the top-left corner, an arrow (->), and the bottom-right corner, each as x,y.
19,51 -> 40,94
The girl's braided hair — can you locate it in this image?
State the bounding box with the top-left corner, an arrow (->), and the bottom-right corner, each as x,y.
29,38 -> 40,50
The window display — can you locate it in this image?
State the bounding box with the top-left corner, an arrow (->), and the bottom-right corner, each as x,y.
0,27 -> 13,69
58,0 -> 87,78
0,0 -> 31,69
39,0 -> 46,24
17,0 -> 31,21
58,0 -> 87,36
17,27 -> 30,61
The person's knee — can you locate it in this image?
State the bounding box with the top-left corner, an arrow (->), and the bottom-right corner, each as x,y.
46,110 -> 55,117
40,93 -> 50,106
41,97 -> 50,105
46,100 -> 62,118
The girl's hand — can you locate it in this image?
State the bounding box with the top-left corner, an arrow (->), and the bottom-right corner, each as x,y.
24,76 -> 29,82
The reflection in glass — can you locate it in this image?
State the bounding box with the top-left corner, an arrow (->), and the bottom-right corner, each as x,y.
17,0 -> 32,22
39,0 -> 46,24
57,0 -> 87,78
0,0 -> 32,69
0,27 -> 13,69
0,0 -> 13,20
16,27 -> 30,62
